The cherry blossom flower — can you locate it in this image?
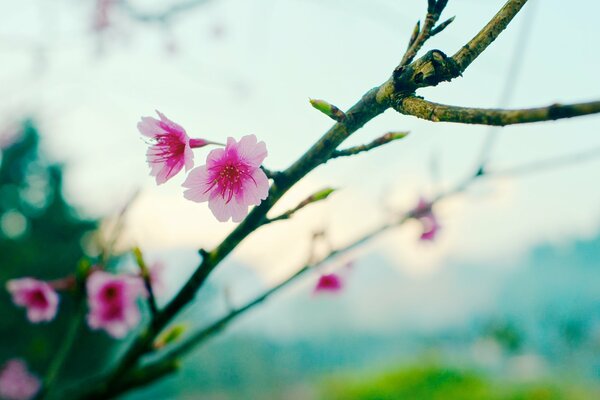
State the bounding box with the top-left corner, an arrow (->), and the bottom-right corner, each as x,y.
183,134 -> 269,222
314,273 -> 343,293
86,271 -> 146,339
413,197 -> 441,241
6,278 -> 59,323
0,359 -> 40,400
138,111 -> 217,185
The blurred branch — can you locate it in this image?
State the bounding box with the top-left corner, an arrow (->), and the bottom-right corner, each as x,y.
394,97 -> 600,126
100,189 -> 140,264
477,0 -> 537,168
119,0 -> 214,23
488,146 -> 600,177
40,291 -> 86,399
133,247 -> 158,317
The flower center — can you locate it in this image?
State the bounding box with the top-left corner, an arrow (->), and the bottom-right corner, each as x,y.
151,134 -> 185,163
208,161 -> 255,203
29,289 -> 48,307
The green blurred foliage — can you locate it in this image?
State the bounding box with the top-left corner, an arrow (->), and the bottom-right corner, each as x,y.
323,364 -> 595,400
0,120 -> 106,380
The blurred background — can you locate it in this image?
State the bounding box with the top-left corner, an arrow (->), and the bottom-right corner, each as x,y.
1,0 -> 599,398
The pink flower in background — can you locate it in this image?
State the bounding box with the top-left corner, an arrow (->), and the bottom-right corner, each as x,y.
183,134 -> 269,222
148,261 -> 166,297
6,278 -> 59,323
86,271 -> 146,339
314,273 -> 343,294
413,197 -> 441,241
419,214 -> 441,241
0,359 -> 40,400
138,111 -> 217,185
93,0 -> 114,32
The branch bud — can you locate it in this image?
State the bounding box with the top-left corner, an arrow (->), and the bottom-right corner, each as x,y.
431,16 -> 455,36
154,324 -> 188,350
309,99 -> 346,122
408,21 -> 420,48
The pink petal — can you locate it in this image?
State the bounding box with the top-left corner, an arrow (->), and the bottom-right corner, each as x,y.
137,117 -> 162,138
237,134 -> 267,167
208,192 -> 233,222
156,110 -> 186,137
229,200 -> 249,223
205,147 -> 226,167
182,166 -> 212,202
236,168 -> 269,206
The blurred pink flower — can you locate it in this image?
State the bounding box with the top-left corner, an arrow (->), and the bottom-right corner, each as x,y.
413,197 -> 441,241
138,111 -> 217,185
0,359 -> 40,400
93,0 -> 114,32
183,134 -> 269,222
314,273 -> 343,293
148,261 -> 166,297
6,278 -> 59,323
86,271 -> 146,339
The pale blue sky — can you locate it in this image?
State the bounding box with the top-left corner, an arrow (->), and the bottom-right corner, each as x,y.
1,0 -> 599,278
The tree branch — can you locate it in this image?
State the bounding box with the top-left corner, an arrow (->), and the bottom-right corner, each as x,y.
95,0 -> 555,393
394,96 -> 600,126
330,132 -> 409,159
452,0 -> 529,74
391,0 -> 529,95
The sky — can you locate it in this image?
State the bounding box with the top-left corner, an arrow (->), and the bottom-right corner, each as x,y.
1,0 -> 599,283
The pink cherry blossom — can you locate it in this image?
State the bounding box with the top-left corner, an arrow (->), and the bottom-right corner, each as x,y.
413,197 -> 441,241
138,111 -> 217,185
0,359 -> 40,400
86,271 -> 146,339
182,134 -> 269,222
314,273 -> 343,294
6,278 -> 59,323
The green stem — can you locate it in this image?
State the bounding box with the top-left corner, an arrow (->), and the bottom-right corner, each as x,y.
40,301 -> 85,399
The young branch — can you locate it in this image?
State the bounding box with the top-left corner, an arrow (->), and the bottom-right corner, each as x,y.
330,131 -> 409,159
452,0 -> 528,74
133,247 -> 158,317
399,0 -> 450,68
266,187 -> 336,224
394,96 -> 600,126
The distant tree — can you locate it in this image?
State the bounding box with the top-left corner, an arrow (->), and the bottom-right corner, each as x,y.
0,120 -> 97,377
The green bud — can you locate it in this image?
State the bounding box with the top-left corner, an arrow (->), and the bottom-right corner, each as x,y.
132,247 -> 149,278
296,187 -> 337,210
154,324 -> 188,349
309,98 -> 346,122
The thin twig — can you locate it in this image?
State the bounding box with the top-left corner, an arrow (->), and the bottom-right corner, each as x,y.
133,247 -> 158,317
330,132 -> 409,159
39,298 -> 85,399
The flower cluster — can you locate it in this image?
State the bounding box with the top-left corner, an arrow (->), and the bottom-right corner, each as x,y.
86,271 -> 147,338
6,271 -> 146,339
138,111 -> 270,223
